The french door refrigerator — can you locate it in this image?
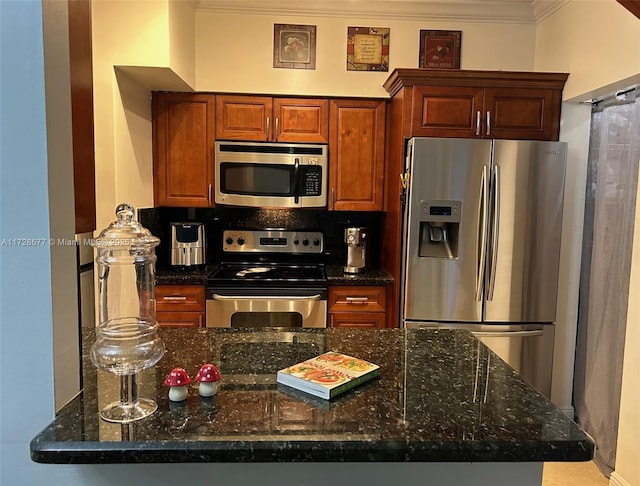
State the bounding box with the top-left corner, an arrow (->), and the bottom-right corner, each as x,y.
401,138 -> 567,398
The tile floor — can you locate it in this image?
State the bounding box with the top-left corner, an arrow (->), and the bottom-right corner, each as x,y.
542,460 -> 608,486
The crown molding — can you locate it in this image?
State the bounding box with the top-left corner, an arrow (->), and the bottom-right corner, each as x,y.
195,0 -> 549,24
532,0 -> 570,22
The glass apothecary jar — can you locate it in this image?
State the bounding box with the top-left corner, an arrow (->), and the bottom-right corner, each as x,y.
90,203 -> 165,423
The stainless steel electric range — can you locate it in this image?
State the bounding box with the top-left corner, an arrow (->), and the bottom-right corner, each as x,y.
206,229 -> 327,328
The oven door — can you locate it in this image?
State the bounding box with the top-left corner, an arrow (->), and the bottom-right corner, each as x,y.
206,287 -> 327,328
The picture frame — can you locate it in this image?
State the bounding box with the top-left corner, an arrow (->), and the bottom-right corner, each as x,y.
419,30 -> 461,69
273,24 -> 317,70
346,26 -> 390,72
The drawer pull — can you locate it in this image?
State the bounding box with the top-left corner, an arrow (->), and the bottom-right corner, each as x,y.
345,297 -> 369,303
162,296 -> 188,301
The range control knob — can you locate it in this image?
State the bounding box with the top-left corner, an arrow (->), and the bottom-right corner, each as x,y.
293,238 -> 299,246
237,237 -> 245,246
225,237 -> 233,245
302,239 -> 309,246
313,238 -> 320,246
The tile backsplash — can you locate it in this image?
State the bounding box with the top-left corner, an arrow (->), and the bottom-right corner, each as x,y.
139,207 -> 382,269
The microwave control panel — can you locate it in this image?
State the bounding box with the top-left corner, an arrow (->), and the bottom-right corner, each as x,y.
300,165 -> 322,196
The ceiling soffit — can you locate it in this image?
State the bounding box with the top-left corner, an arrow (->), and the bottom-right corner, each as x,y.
194,0 -> 568,24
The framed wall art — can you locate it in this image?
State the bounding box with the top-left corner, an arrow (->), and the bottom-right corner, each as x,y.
419,30 -> 461,69
346,26 -> 390,71
273,24 -> 317,70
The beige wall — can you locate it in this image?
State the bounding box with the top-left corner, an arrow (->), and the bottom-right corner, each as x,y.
169,0 -> 196,88
92,0 -> 196,227
535,4 -> 640,485
612,163 -> 640,486
195,12 -> 535,96
535,0 -> 640,101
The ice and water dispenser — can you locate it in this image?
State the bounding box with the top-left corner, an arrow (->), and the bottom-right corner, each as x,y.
418,200 -> 461,259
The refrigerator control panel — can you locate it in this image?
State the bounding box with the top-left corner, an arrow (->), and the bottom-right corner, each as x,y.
420,200 -> 462,223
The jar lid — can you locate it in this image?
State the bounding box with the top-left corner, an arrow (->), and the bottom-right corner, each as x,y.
92,203 -> 160,249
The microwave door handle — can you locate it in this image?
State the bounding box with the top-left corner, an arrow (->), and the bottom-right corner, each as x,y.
293,158 -> 300,204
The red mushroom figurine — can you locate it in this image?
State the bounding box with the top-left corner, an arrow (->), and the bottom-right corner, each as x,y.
196,363 -> 221,397
164,368 -> 191,401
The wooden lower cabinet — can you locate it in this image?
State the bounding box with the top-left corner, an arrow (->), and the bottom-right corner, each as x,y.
156,284 -> 205,328
328,286 -> 387,328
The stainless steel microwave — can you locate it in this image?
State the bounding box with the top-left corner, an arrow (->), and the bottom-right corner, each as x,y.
214,141 -> 328,208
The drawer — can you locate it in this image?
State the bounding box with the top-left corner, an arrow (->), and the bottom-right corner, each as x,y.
328,286 -> 386,313
329,312 -> 386,329
156,285 -> 205,312
156,311 -> 204,328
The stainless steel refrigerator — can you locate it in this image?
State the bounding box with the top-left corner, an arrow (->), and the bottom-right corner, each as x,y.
401,138 -> 567,398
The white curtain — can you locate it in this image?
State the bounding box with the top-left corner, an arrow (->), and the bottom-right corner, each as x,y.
574,90 -> 640,476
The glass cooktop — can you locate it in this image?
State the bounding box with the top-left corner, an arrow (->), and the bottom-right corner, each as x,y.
208,263 -> 327,286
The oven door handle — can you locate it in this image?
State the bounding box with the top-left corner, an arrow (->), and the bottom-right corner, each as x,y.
211,294 -> 323,301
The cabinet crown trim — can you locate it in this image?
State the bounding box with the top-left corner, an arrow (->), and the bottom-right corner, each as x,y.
383,68 -> 569,97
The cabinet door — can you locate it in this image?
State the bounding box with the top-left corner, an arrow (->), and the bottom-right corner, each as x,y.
329,99 -> 386,210
273,98 -> 329,143
153,93 -> 214,207
215,95 -> 272,141
484,87 -> 561,141
410,85 -> 484,138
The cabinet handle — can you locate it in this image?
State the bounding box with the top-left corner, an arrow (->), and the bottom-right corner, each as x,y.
346,296 -> 369,303
275,117 -> 279,141
208,184 -> 212,205
486,111 -> 491,136
475,110 -> 481,136
266,116 -> 270,140
162,296 -> 188,301
331,187 -> 335,208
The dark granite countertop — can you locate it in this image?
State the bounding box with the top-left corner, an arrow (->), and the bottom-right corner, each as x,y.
155,265 -> 218,285
31,328 -> 593,464
155,264 -> 392,286
326,265 -> 393,285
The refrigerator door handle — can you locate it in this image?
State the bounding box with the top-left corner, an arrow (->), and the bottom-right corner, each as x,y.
471,330 -> 544,338
487,164 -> 500,300
476,165 -> 490,301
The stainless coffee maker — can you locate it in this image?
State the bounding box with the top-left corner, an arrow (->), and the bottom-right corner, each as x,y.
170,222 -> 205,266
344,227 -> 368,274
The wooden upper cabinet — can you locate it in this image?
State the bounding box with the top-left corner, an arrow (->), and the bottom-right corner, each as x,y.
386,69 -> 569,141
329,99 -> 386,211
274,98 -> 329,143
152,92 -> 215,207
411,85 -> 484,138
215,95 -> 272,141
216,95 -> 329,143
68,0 -> 96,233
483,87 -> 561,140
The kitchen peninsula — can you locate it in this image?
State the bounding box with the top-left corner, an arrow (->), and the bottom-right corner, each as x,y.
31,327 -> 593,485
